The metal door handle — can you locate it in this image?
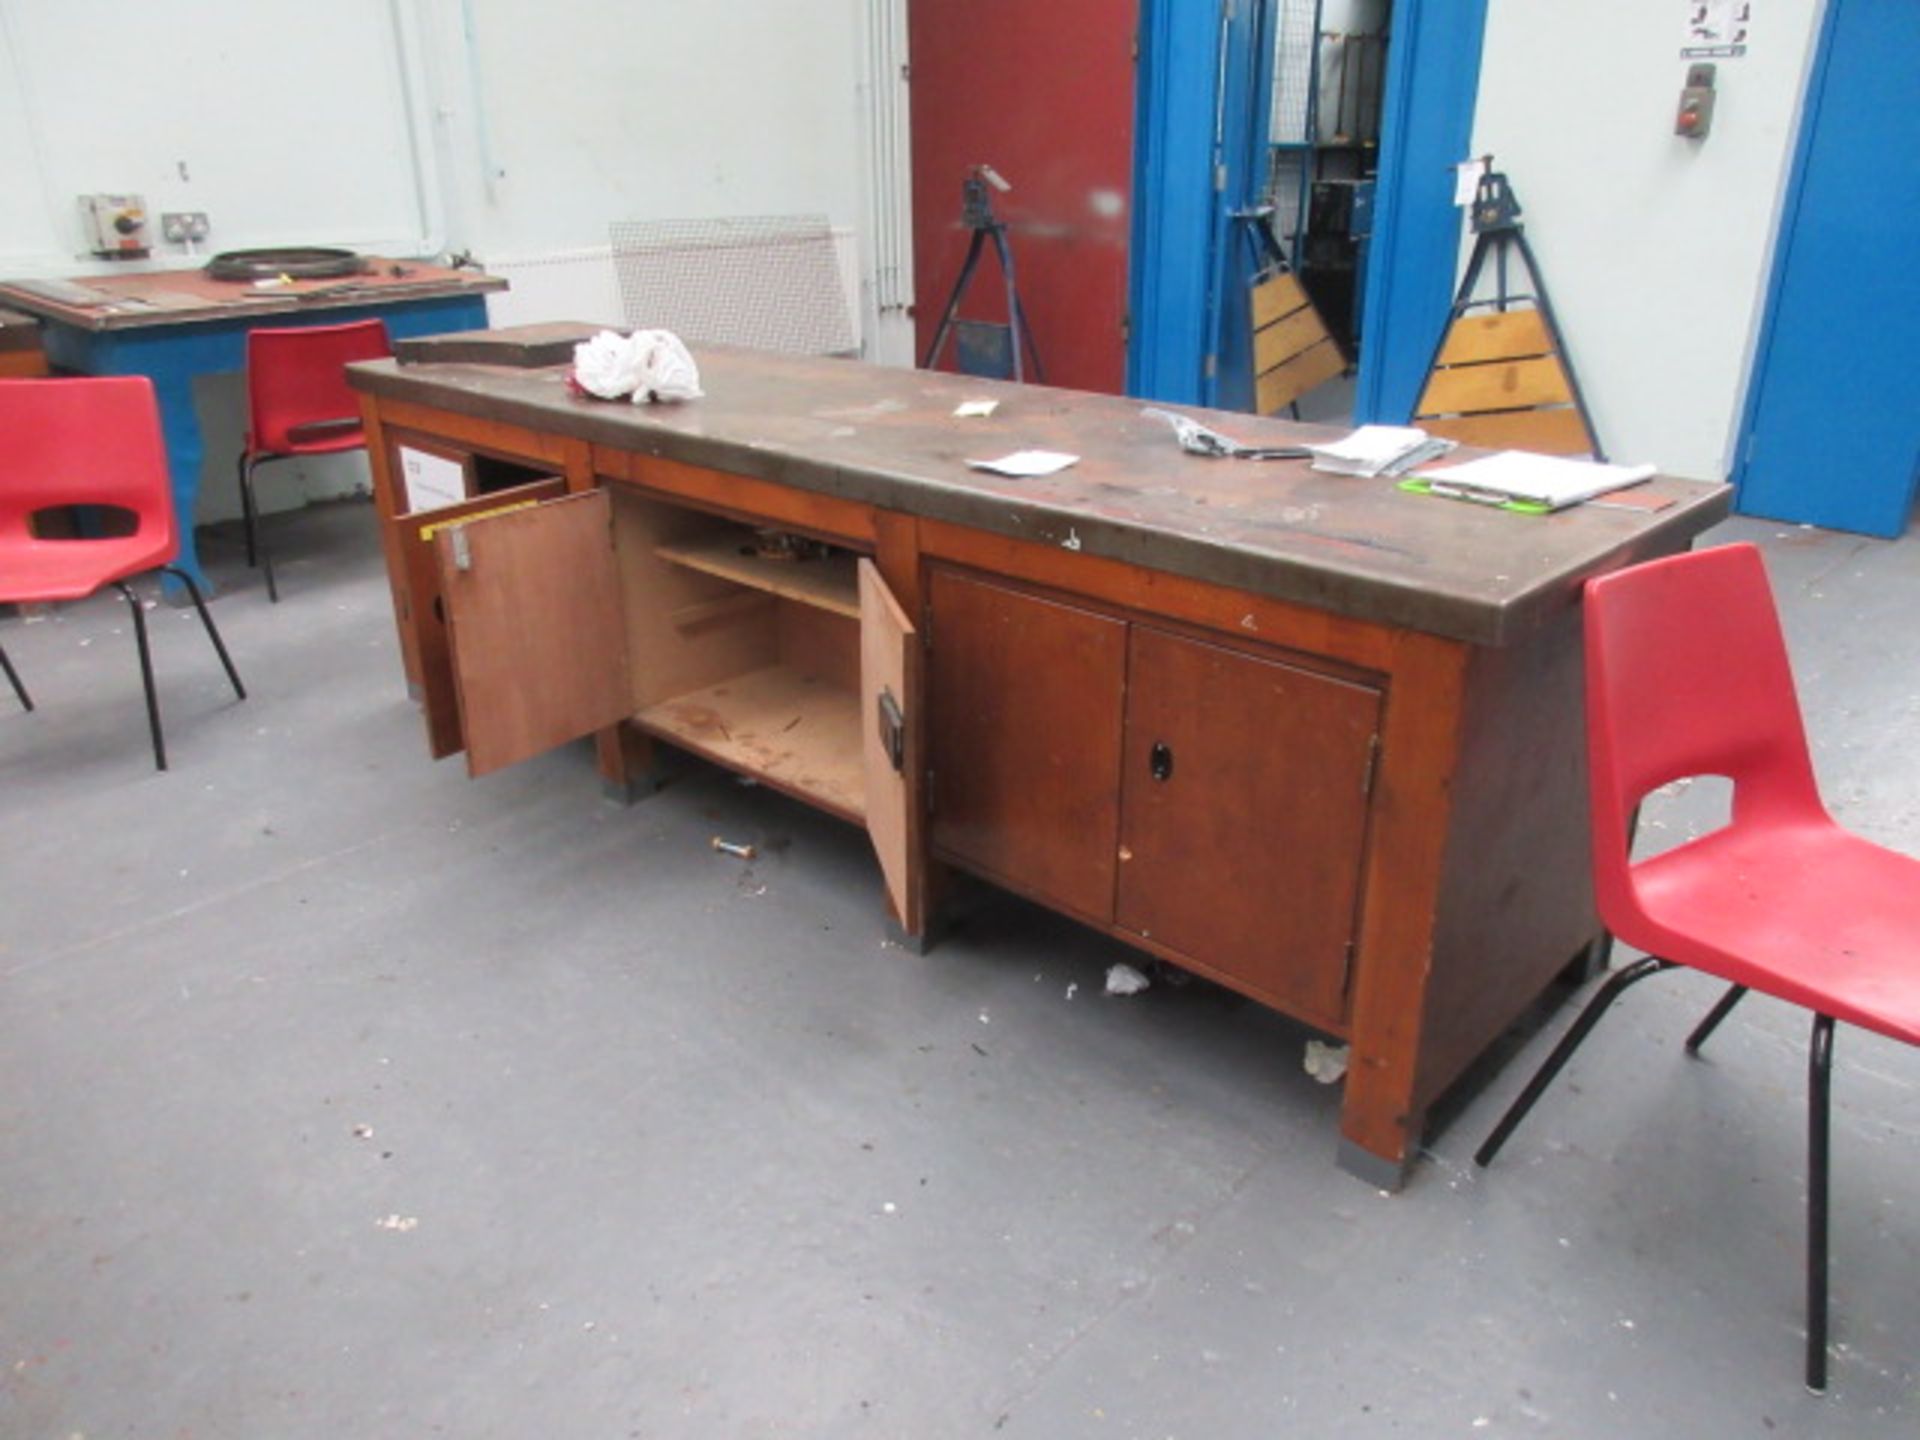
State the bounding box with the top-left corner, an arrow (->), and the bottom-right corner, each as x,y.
877,689 -> 905,773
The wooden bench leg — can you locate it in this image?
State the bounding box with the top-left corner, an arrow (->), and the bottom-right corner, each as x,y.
596,723 -> 665,804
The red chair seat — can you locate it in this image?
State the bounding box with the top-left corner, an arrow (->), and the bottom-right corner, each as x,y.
242,419 -> 369,457
0,533 -> 175,603
1634,822 -> 1920,1044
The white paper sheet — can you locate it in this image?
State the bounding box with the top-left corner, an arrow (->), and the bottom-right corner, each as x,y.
1454,157 -> 1489,206
398,446 -> 467,514
966,449 -> 1079,478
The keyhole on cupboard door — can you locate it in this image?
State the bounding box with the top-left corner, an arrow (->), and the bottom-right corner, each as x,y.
1150,742 -> 1174,782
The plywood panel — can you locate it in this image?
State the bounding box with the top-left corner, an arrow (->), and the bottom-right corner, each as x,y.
778,600 -> 861,693
611,490 -> 780,710
656,537 -> 859,617
1421,406 -> 1593,456
1434,308 -> 1554,366
1116,627 -> 1382,1029
859,560 -> 922,932
1251,269 -> 1313,330
438,491 -> 632,778
636,663 -> 864,822
1417,355 -> 1573,416
1253,304 -> 1332,375
1255,339 -> 1346,416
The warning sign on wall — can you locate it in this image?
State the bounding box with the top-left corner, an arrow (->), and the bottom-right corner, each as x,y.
1683,1 -> 1752,58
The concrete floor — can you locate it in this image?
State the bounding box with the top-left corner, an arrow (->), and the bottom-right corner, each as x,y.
2,501 -> 1915,1438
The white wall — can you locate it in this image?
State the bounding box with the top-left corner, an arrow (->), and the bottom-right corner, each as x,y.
0,1 -> 912,523
1470,0 -> 1824,481
0,0 -> 439,269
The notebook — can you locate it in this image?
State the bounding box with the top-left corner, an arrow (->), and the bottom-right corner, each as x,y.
1411,451 -> 1657,511
1305,424 -> 1455,477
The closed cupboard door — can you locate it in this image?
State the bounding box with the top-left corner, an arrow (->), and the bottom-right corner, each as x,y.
436,490 -> 633,777
1117,627 -> 1381,1027
928,569 -> 1128,923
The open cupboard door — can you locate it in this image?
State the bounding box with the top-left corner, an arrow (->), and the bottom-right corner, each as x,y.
437,490 -> 633,777
858,559 -> 924,936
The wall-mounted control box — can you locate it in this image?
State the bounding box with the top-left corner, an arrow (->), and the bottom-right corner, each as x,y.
79,193 -> 150,259
1676,63 -> 1717,140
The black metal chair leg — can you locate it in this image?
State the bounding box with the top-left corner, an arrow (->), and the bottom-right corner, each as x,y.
1807,1013 -> 1835,1393
1475,956 -> 1676,1167
260,528 -> 278,604
0,642 -> 31,711
114,581 -> 166,771
1687,983 -> 1749,1054
236,450 -> 260,568
165,567 -> 246,701
238,452 -> 280,602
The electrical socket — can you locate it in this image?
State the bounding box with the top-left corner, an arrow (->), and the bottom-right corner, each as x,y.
160,211 -> 210,244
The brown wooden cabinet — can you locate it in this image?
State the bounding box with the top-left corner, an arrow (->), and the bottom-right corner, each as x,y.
929,568 -> 1380,1033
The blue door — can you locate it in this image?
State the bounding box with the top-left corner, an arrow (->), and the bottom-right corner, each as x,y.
1734,0 -> 1920,537
1128,0 -> 1273,408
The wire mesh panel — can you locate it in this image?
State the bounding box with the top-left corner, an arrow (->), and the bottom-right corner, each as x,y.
608,215 -> 857,356
1268,0 -> 1319,147
1263,0 -> 1324,265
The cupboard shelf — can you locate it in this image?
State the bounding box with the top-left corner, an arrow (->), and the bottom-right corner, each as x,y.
634,661 -> 865,822
653,538 -> 860,619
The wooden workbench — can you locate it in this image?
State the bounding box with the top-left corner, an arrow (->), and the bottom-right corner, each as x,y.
347,329 -> 1730,1187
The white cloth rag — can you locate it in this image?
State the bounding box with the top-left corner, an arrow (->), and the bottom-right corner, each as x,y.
572,329 -> 704,403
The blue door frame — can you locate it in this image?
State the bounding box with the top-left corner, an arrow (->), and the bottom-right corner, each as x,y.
1131,0 -> 1488,418
1351,1 -> 1488,424
1732,0 -> 1920,538
1128,0 -> 1276,410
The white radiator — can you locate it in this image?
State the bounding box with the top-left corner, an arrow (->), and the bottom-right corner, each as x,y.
478,233 -> 866,354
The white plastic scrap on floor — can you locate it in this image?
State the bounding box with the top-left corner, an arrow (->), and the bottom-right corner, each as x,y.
1104,963 -> 1150,996
1302,1039 -> 1349,1084
374,1214 -> 419,1232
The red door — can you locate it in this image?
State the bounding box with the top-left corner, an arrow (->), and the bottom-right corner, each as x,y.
908,0 -> 1138,395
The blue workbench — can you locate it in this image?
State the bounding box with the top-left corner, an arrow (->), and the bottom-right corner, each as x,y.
4,262 -> 503,593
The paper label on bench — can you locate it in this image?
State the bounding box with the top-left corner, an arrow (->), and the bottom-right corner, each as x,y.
399,446 -> 467,514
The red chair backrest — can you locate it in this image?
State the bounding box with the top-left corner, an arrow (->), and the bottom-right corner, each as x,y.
245,319 -> 392,453
0,376 -> 175,551
1583,542 -> 1828,926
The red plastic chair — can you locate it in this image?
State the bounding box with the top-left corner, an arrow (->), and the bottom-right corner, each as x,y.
0,377 -> 245,769
236,319 -> 392,601
1475,542 -> 1920,1392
